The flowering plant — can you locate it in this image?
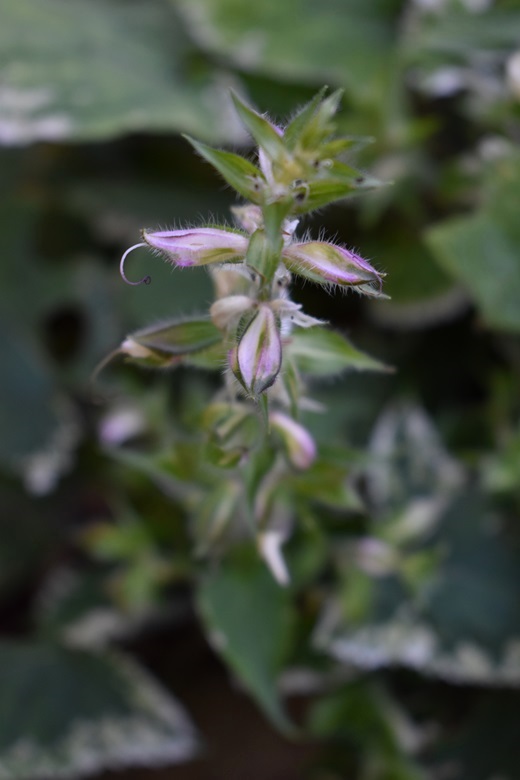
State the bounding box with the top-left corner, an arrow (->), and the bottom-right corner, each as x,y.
109,88 -> 387,584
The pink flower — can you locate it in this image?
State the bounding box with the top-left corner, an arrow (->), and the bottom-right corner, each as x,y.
269,411 -> 317,469
120,227 -> 248,285
282,241 -> 383,290
231,305 -> 282,397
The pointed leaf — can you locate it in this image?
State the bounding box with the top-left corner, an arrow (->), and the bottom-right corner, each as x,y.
292,174 -> 383,215
230,92 -> 287,162
283,87 -> 328,149
0,642 -> 197,778
288,328 -> 390,376
197,551 -> 295,733
131,317 -> 222,356
184,135 -> 264,203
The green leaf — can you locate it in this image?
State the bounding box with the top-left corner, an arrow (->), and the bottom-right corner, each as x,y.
291,449 -> 364,511
363,232 -> 460,329
131,317 -> 222,357
0,0 -> 246,143
0,641 -> 197,778
293,174 -> 384,214
317,491 -> 520,687
425,154 -> 520,332
310,682 -> 426,780
288,327 -> 390,377
197,551 -> 296,733
426,212 -> 520,332
283,87 -> 329,149
230,92 -> 287,161
176,0 -> 400,108
184,136 -> 264,203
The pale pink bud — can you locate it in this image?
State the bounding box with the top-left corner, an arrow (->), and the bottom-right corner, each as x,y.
210,295 -> 255,330
231,304 -> 282,396
142,227 -> 248,267
283,241 -> 383,290
120,227 -> 248,285
270,411 -> 317,470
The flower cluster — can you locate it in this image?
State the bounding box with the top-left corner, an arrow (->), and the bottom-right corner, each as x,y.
112,89 -> 385,582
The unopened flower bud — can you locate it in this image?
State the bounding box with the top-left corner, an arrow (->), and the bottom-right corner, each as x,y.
270,411 -> 317,469
142,227 -> 248,267
231,305 -> 282,396
120,227 -> 248,285
283,241 -> 383,291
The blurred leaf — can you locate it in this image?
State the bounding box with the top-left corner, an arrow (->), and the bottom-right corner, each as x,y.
0,641 -> 197,778
197,551 -> 296,733
365,402 -> 464,514
0,323 -> 64,466
406,5 -> 520,61
291,448 -> 364,511
426,213 -> 520,332
288,327 -> 389,377
128,317 -> 222,358
317,491 -> 520,686
176,0 -> 400,107
0,0 -> 245,145
310,682 -> 426,780
366,233 -> 464,330
183,136 -> 265,203
0,481 -> 61,599
425,155 -> 520,332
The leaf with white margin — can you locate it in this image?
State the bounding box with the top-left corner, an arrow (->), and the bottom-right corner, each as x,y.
0,641 -> 197,779
315,491 -> 520,687
0,0 -> 246,145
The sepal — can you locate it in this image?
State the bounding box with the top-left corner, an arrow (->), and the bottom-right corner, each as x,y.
121,317 -> 222,368
230,92 -> 287,164
183,135 -> 265,203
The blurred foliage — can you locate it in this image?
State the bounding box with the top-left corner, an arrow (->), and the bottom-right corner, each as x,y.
2,0 -> 520,778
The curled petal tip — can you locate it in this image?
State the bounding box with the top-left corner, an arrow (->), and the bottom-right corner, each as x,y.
120,243 -> 152,286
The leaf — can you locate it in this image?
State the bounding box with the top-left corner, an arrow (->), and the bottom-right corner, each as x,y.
364,232 -> 463,330
230,91 -> 287,160
426,213 -> 520,332
316,491 -> 520,687
425,154 -> 520,332
0,641 -> 197,779
131,317 -> 222,357
309,682 -> 426,780
287,327 -> 390,377
176,0 -> 400,108
197,551 -> 296,733
0,0 -> 246,144
365,402 -> 464,514
183,136 -> 265,202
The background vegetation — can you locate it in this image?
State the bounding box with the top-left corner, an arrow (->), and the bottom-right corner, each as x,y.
2,0 -> 520,778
